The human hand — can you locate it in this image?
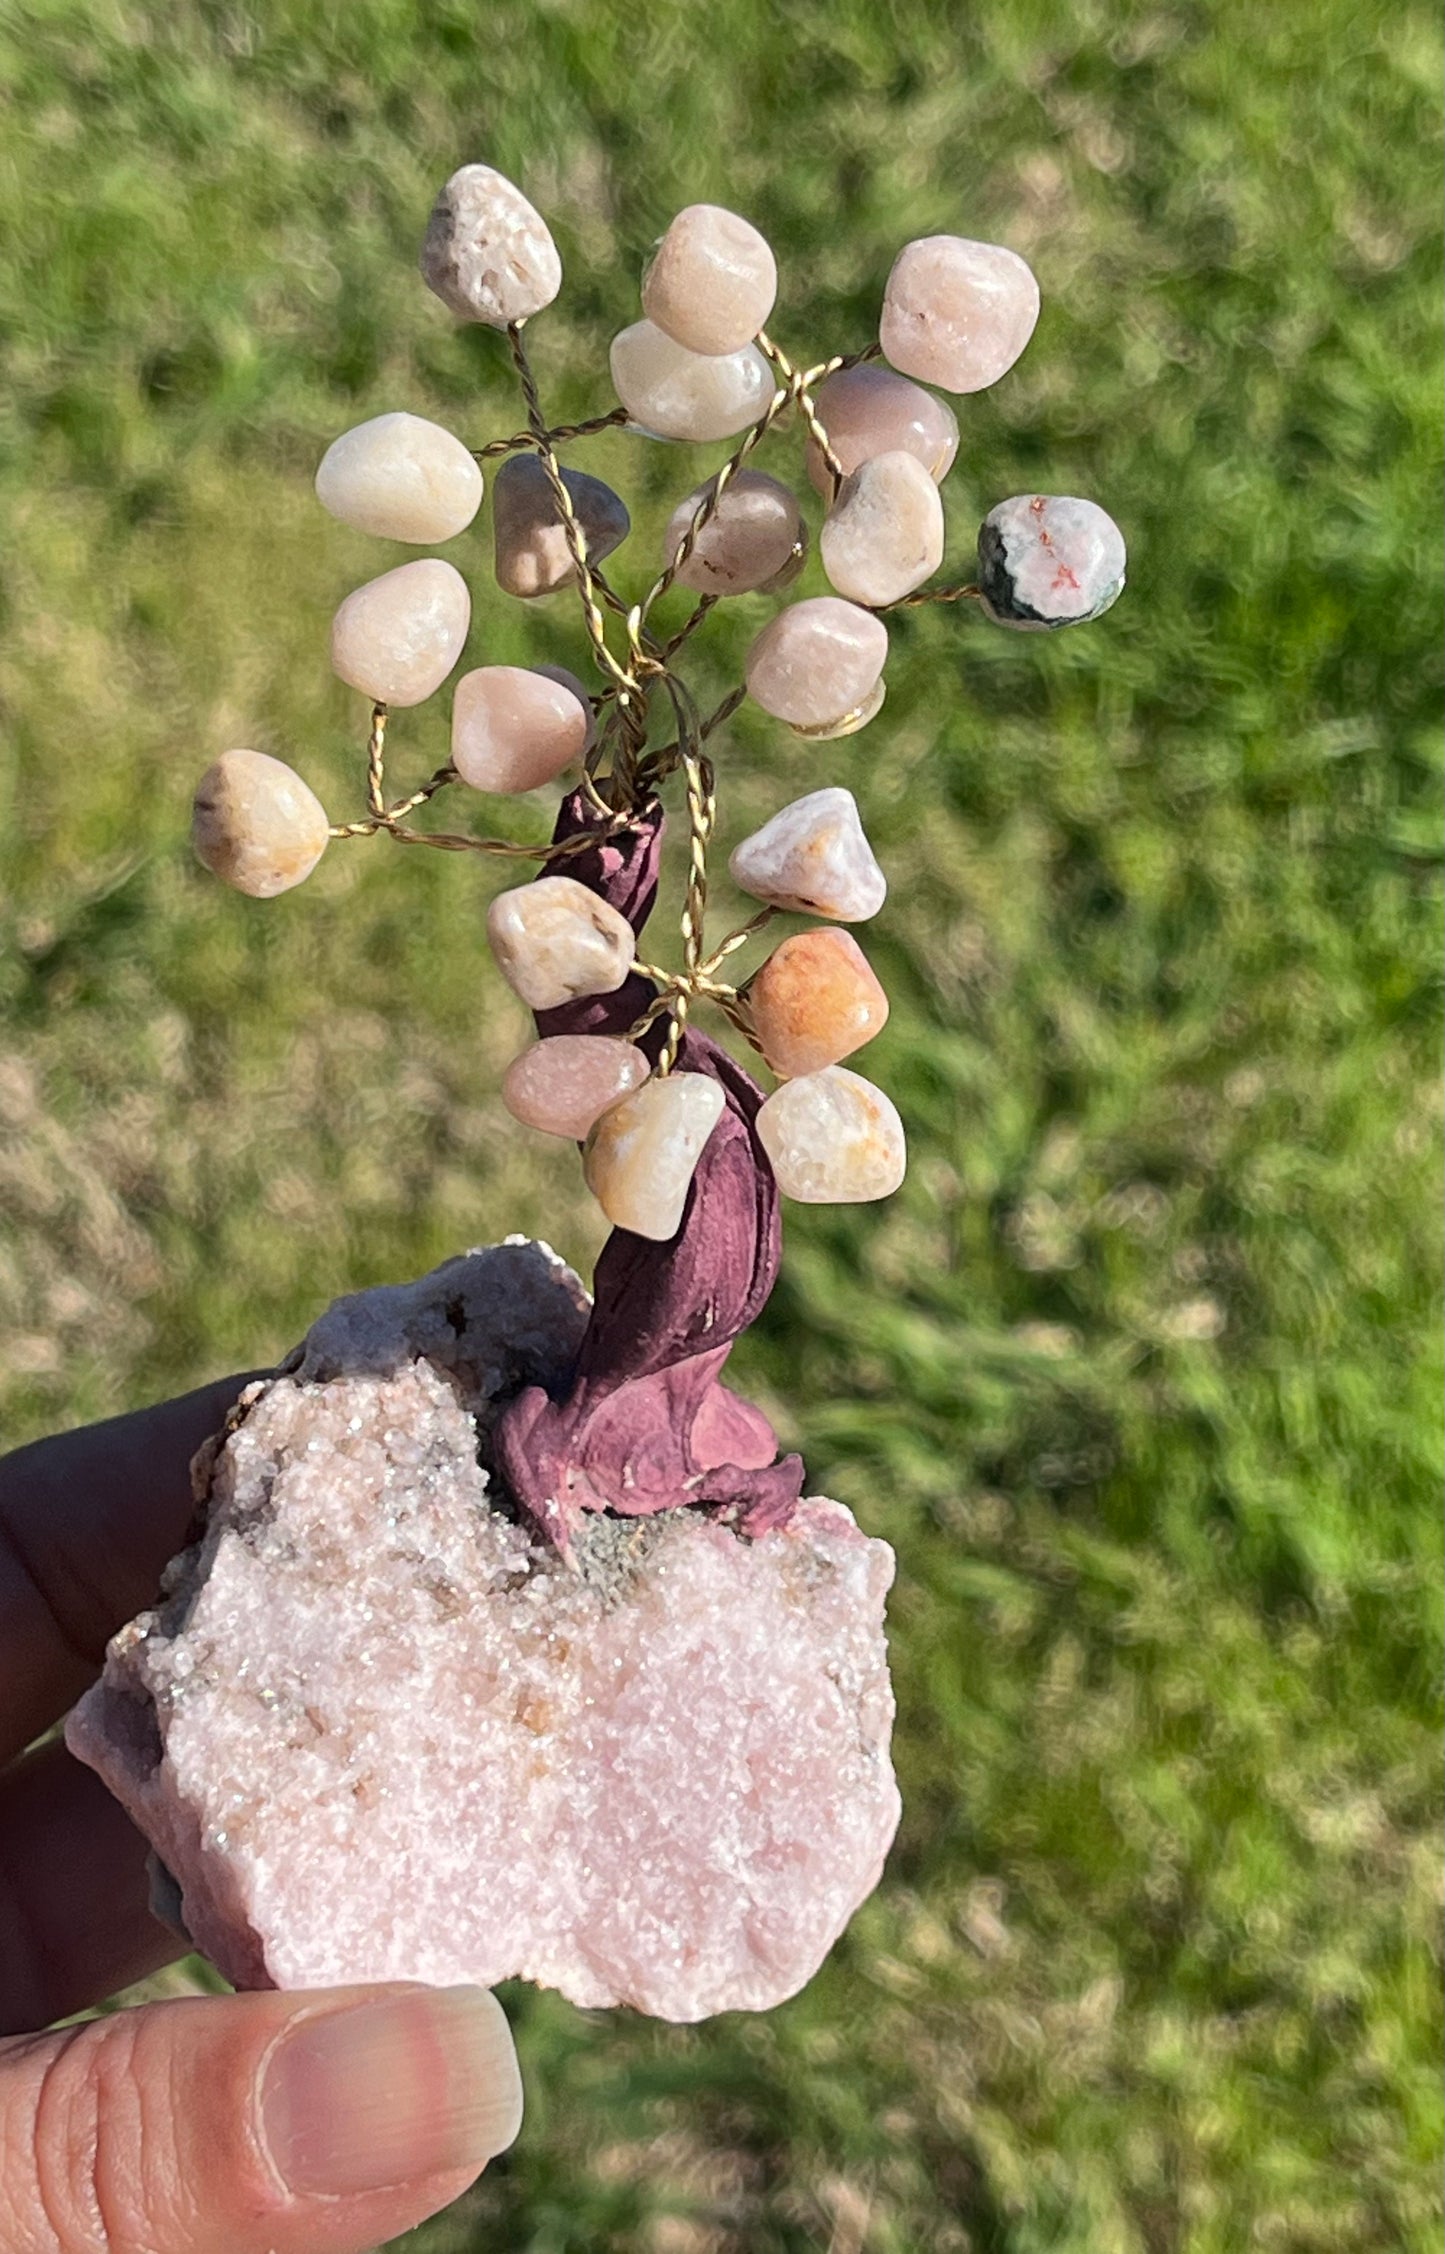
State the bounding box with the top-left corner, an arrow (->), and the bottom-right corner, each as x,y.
0,1381 -> 523,2253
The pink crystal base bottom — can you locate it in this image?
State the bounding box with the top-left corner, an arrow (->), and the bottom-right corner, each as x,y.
67,1241 -> 900,2021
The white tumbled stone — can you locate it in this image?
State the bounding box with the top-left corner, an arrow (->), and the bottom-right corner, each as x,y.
419,163 -> 561,327
729,787 -> 886,922
583,1074 -> 727,1240
820,450 -> 945,607
191,750 -> 330,899
744,598 -> 888,732
487,876 -> 636,1011
757,1066 -> 906,1203
642,204 -> 777,356
314,412 -> 483,543
880,235 -> 1040,394
330,558 -> 471,707
610,321 -> 773,443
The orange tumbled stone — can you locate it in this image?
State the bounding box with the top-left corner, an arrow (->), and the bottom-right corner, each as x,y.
747,929 -> 889,1078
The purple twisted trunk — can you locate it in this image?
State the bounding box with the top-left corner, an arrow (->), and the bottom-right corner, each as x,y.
493,788 -> 804,1554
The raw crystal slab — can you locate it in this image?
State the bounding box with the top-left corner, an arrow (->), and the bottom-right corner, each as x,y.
820,449 -> 945,607
806,363 -> 959,495
191,750 -> 330,898
661,469 -> 806,596
419,163 -> 562,327
492,453 -> 630,598
880,235 -> 1040,394
330,558 -> 471,707
744,598 -> 888,731
583,1073 -> 727,1240
641,203 -> 777,356
757,1066 -> 906,1203
502,1034 -> 650,1139
314,412 -> 483,543
66,1243 -> 901,2020
487,875 -> 636,1010
747,928 -> 889,1078
610,321 -> 773,443
452,664 -> 594,793
730,787 -> 887,922
977,493 -> 1126,629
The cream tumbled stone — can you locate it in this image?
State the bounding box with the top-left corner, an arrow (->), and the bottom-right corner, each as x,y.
744,598 -> 888,732
661,470 -> 806,596
452,665 -> 594,794
756,1066 -> 906,1204
487,876 -> 636,1011
191,750 -> 330,899
821,450 -> 945,607
806,364 -> 959,495
880,235 -> 1040,394
729,787 -> 886,922
492,454 -> 630,598
610,321 -> 773,443
419,163 -> 562,327
503,1036 -> 651,1140
330,558 -> 470,707
583,1074 -> 727,1241
314,412 -> 483,543
641,204 -> 777,356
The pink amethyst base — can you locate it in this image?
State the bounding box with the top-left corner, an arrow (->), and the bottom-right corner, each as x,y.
66,1240 -> 900,2021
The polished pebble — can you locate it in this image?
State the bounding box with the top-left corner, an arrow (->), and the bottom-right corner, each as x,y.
744,597 -> 888,731
641,204 -> 777,356
661,470 -> 806,596
977,493 -> 1127,630
314,412 -> 483,543
583,1073 -> 727,1240
192,749 -> 330,898
820,450 -> 945,607
880,235 -> 1040,394
452,664 -> 594,794
746,929 -> 889,1078
330,558 -> 471,707
492,453 -> 630,598
610,321 -> 773,443
502,1035 -> 651,1140
756,1065 -> 906,1203
419,163 -> 561,326
806,364 -> 959,496
487,876 -> 637,1011
729,787 -> 886,922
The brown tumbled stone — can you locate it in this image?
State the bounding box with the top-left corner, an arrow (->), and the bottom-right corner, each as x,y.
492,454 -> 630,598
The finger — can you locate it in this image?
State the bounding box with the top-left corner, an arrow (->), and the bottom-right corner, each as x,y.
0,1739 -> 181,2038
0,1982 -> 522,2254
0,1376 -> 260,1760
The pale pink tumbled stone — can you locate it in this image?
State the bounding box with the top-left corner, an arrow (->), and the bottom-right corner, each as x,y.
661,470 -> 806,596
806,363 -> 960,495
492,453 -> 630,598
729,787 -> 886,922
744,597 -> 888,731
191,749 -> 330,898
452,664 -> 594,794
502,1035 -> 650,1139
487,875 -> 636,1010
610,321 -> 774,443
757,1066 -> 907,1203
641,203 -> 778,356
314,412 -> 483,543
584,1073 -> 727,1240
419,163 -> 562,327
820,450 -> 945,607
66,1242 -> 901,2020
330,558 -> 471,707
880,235 -> 1040,394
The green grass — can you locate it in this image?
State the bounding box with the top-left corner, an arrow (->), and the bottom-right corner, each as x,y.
1,2 -> 1441,2247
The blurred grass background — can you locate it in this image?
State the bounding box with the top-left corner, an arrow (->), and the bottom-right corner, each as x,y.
1,1 -> 1441,2247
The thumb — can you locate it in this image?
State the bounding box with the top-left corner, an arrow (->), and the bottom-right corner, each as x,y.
0,1982 -> 523,2254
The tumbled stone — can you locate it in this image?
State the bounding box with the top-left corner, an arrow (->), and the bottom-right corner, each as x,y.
977,493 -> 1127,630
806,364 -> 959,495
191,749 -> 330,899
747,929 -> 889,1078
419,163 -> 561,327
330,558 -> 470,707
757,1066 -> 906,1203
583,1073 -> 727,1240
661,470 -> 806,595
502,1035 -> 651,1140
795,680 -> 887,740
820,450 -> 945,607
452,664 -> 594,793
880,235 -> 1040,394
487,874 -> 636,1010
745,597 -> 888,731
610,321 -> 773,443
641,204 -> 777,356
314,412 -> 483,543
492,453 -> 630,597
729,787 -> 886,922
